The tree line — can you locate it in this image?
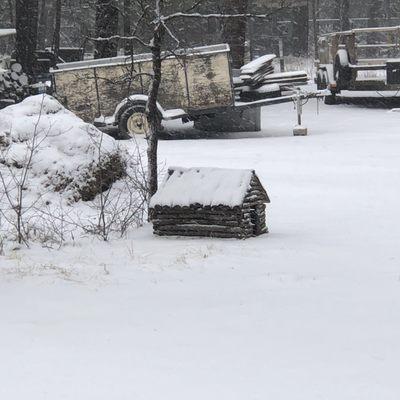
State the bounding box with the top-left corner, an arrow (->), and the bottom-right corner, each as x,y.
2,0 -> 400,74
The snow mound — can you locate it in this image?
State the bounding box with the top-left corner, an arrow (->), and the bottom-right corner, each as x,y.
0,95 -> 126,201
150,167 -> 257,208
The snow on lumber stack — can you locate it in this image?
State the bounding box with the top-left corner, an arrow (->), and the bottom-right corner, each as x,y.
150,167 -> 270,239
241,54 -> 276,75
236,54 -> 308,101
0,95 -> 126,202
257,70 -> 308,85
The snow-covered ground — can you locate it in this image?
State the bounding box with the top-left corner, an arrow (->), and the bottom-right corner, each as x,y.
1,99 -> 400,399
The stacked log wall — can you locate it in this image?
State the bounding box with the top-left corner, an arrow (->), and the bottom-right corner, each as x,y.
152,205 -> 251,239
241,176 -> 269,235
151,173 -> 269,239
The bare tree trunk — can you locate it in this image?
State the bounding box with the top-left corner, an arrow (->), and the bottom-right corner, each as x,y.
221,0 -> 248,68
37,0 -> 46,49
311,0 -> 319,59
367,0 -> 384,27
52,0 -> 62,62
15,0 -> 39,76
334,0 -> 350,31
8,0 -> 14,26
95,0 -> 119,58
124,0 -> 132,54
341,0 -> 350,31
384,0 -> 391,20
146,24 -> 165,200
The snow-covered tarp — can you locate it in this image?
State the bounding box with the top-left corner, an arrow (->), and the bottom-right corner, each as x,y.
0,95 -> 126,201
150,167 -> 259,208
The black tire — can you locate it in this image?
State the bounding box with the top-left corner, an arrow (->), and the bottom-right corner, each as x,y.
334,50 -> 352,91
321,71 -> 328,90
324,94 -> 337,105
316,70 -> 323,90
117,102 -> 163,140
118,102 -> 148,139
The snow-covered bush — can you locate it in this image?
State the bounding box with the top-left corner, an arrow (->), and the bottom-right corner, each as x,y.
0,95 -> 148,246
0,94 -> 126,202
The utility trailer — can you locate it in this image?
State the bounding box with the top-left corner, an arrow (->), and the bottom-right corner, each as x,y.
52,44 -> 312,138
316,26 -> 400,102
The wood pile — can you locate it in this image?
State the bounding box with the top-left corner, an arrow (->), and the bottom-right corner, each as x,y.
0,63 -> 30,108
234,54 -> 309,102
150,168 -> 270,239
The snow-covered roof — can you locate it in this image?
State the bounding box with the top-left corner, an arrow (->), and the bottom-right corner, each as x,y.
150,167 -> 267,208
0,29 -> 16,38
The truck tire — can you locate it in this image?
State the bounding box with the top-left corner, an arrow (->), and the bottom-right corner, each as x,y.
316,70 -> 324,90
334,49 -> 352,91
324,93 -> 337,105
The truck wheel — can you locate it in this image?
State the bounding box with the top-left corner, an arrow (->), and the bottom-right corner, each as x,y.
322,71 -> 328,89
324,93 -> 337,105
334,49 -> 352,90
316,70 -> 324,90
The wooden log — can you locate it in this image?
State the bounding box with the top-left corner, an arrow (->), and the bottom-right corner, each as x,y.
154,204 -> 242,213
11,63 -> 23,73
154,231 -> 253,240
154,211 -> 242,219
154,230 -> 248,239
153,219 -> 241,228
154,224 -> 244,234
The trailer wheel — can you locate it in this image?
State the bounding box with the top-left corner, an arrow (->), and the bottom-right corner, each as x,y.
118,102 -> 162,139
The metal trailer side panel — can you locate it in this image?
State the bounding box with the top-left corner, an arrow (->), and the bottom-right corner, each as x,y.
53,44 -> 233,122
54,68 -> 98,121
138,58 -> 189,110
95,63 -> 144,118
186,52 -> 234,110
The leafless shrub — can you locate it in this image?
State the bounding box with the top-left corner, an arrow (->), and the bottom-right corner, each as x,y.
81,137 -> 148,241
0,96 -> 48,246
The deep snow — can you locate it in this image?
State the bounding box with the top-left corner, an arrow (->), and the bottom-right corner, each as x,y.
1,98 -> 400,399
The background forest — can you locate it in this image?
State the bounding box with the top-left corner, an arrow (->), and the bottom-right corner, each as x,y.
2,0 -> 400,63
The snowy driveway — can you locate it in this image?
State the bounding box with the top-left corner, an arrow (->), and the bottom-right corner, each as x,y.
1,100 -> 400,399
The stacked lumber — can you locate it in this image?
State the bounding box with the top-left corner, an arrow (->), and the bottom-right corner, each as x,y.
240,54 -> 276,86
234,54 -> 308,101
0,63 -> 30,108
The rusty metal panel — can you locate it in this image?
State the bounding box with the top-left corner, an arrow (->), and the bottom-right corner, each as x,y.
185,52 -> 233,110
53,45 -> 233,121
54,68 -> 98,121
94,63 -> 143,117
138,59 -> 189,110
159,58 -> 189,109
